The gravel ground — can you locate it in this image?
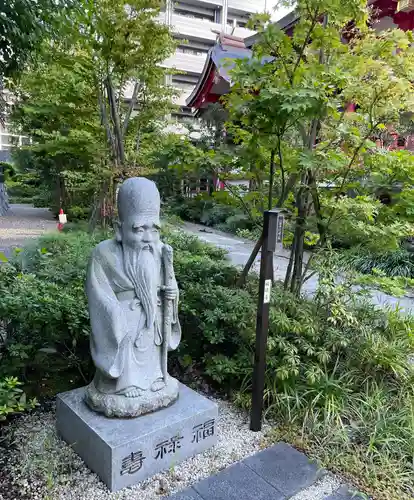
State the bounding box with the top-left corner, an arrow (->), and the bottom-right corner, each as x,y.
0,204 -> 56,258
0,398 -> 345,500
0,209 -> 347,499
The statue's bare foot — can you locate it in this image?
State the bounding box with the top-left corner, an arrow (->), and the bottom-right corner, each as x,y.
124,388 -> 142,398
151,378 -> 166,392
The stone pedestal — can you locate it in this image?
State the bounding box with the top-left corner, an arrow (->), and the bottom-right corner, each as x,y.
56,384 -> 218,492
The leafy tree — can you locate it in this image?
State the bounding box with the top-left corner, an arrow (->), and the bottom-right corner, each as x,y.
10,49 -> 107,214
227,0 -> 414,293
0,0 -> 74,121
9,0 -> 178,220
1,0 -> 52,77
72,0 -> 177,182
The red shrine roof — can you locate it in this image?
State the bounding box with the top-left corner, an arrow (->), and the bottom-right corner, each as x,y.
187,0 -> 414,112
186,33 -> 253,110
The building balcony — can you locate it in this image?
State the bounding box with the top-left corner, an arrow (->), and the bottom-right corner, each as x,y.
176,0 -> 223,7
227,0 -> 266,14
162,50 -> 208,74
172,88 -> 194,106
170,14 -> 220,42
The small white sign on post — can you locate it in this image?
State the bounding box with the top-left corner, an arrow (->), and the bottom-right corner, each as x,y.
263,279 -> 272,304
59,213 -> 67,224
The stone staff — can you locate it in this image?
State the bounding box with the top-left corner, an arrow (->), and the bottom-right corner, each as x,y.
162,244 -> 174,384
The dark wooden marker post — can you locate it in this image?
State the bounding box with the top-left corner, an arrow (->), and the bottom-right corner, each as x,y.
250,209 -> 285,432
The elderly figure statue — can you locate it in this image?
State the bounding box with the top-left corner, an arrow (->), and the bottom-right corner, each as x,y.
85,178 -> 181,417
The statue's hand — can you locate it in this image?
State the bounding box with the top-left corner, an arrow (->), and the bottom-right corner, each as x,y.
163,286 -> 177,301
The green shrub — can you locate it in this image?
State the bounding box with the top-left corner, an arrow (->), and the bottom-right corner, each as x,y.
170,196 -> 209,222
342,246 -> 414,278
67,205 -> 90,221
32,187 -> 54,209
0,225 -> 237,394
0,376 -> 37,421
0,225 -> 413,497
168,195 -> 260,236
200,203 -> 236,227
223,213 -> 254,231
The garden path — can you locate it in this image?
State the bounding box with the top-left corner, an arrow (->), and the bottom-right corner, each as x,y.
0,203 -> 56,259
1,206 -> 411,313
0,207 -> 368,499
181,221 -> 414,314
166,442 -> 359,500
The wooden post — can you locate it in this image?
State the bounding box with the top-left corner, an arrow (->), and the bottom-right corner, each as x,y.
250,209 -> 285,432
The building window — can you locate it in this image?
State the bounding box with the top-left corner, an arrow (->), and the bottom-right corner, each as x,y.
176,37 -> 214,56
173,1 -> 216,22
172,73 -> 201,90
227,11 -> 249,28
0,131 -> 29,150
171,106 -> 197,124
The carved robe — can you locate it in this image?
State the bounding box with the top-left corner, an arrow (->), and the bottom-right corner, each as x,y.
86,239 -> 181,395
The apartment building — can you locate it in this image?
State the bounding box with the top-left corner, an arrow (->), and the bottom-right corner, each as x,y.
0,2 -> 267,161
159,0 -> 267,122
0,90 -> 29,163
0,123 -> 29,163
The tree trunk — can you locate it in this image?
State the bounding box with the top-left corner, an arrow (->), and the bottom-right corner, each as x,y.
289,174 -> 308,296
308,170 -> 326,246
105,76 -> 125,168
277,173 -> 297,207
236,233 -> 263,287
268,149 -> 275,210
284,233 -> 296,290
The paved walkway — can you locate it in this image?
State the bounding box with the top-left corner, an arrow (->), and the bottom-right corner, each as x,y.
182,221 -> 414,314
2,207 -> 412,313
0,204 -> 55,258
167,442 -> 360,500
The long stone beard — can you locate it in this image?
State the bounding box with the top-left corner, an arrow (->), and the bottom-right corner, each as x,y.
123,245 -> 159,329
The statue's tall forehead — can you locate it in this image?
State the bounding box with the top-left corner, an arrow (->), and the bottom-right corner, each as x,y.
117,177 -> 160,225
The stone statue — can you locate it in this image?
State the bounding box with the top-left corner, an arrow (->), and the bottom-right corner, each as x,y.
85,177 -> 181,417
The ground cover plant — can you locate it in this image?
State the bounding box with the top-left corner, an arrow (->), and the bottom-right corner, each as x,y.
0,225 -> 412,498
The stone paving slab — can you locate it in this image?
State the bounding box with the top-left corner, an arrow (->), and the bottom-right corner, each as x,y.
243,442 -> 322,497
193,462 -> 285,500
166,442 -> 324,500
167,488 -> 204,500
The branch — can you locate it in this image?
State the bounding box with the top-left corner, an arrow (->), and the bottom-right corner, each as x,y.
221,179 -> 262,228
290,9 -> 321,83
301,251 -> 316,287
268,148 -> 276,210
264,37 -> 292,82
277,137 -> 286,202
117,71 -> 125,116
122,81 -> 141,139
105,75 -> 125,166
236,233 -> 264,287
98,88 -> 116,159
277,173 -> 298,206
325,122 -> 381,232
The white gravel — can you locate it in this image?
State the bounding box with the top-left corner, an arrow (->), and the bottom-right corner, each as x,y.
1,399 -> 269,500
0,397 -> 347,500
291,475 -> 343,500
0,207 -> 348,499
